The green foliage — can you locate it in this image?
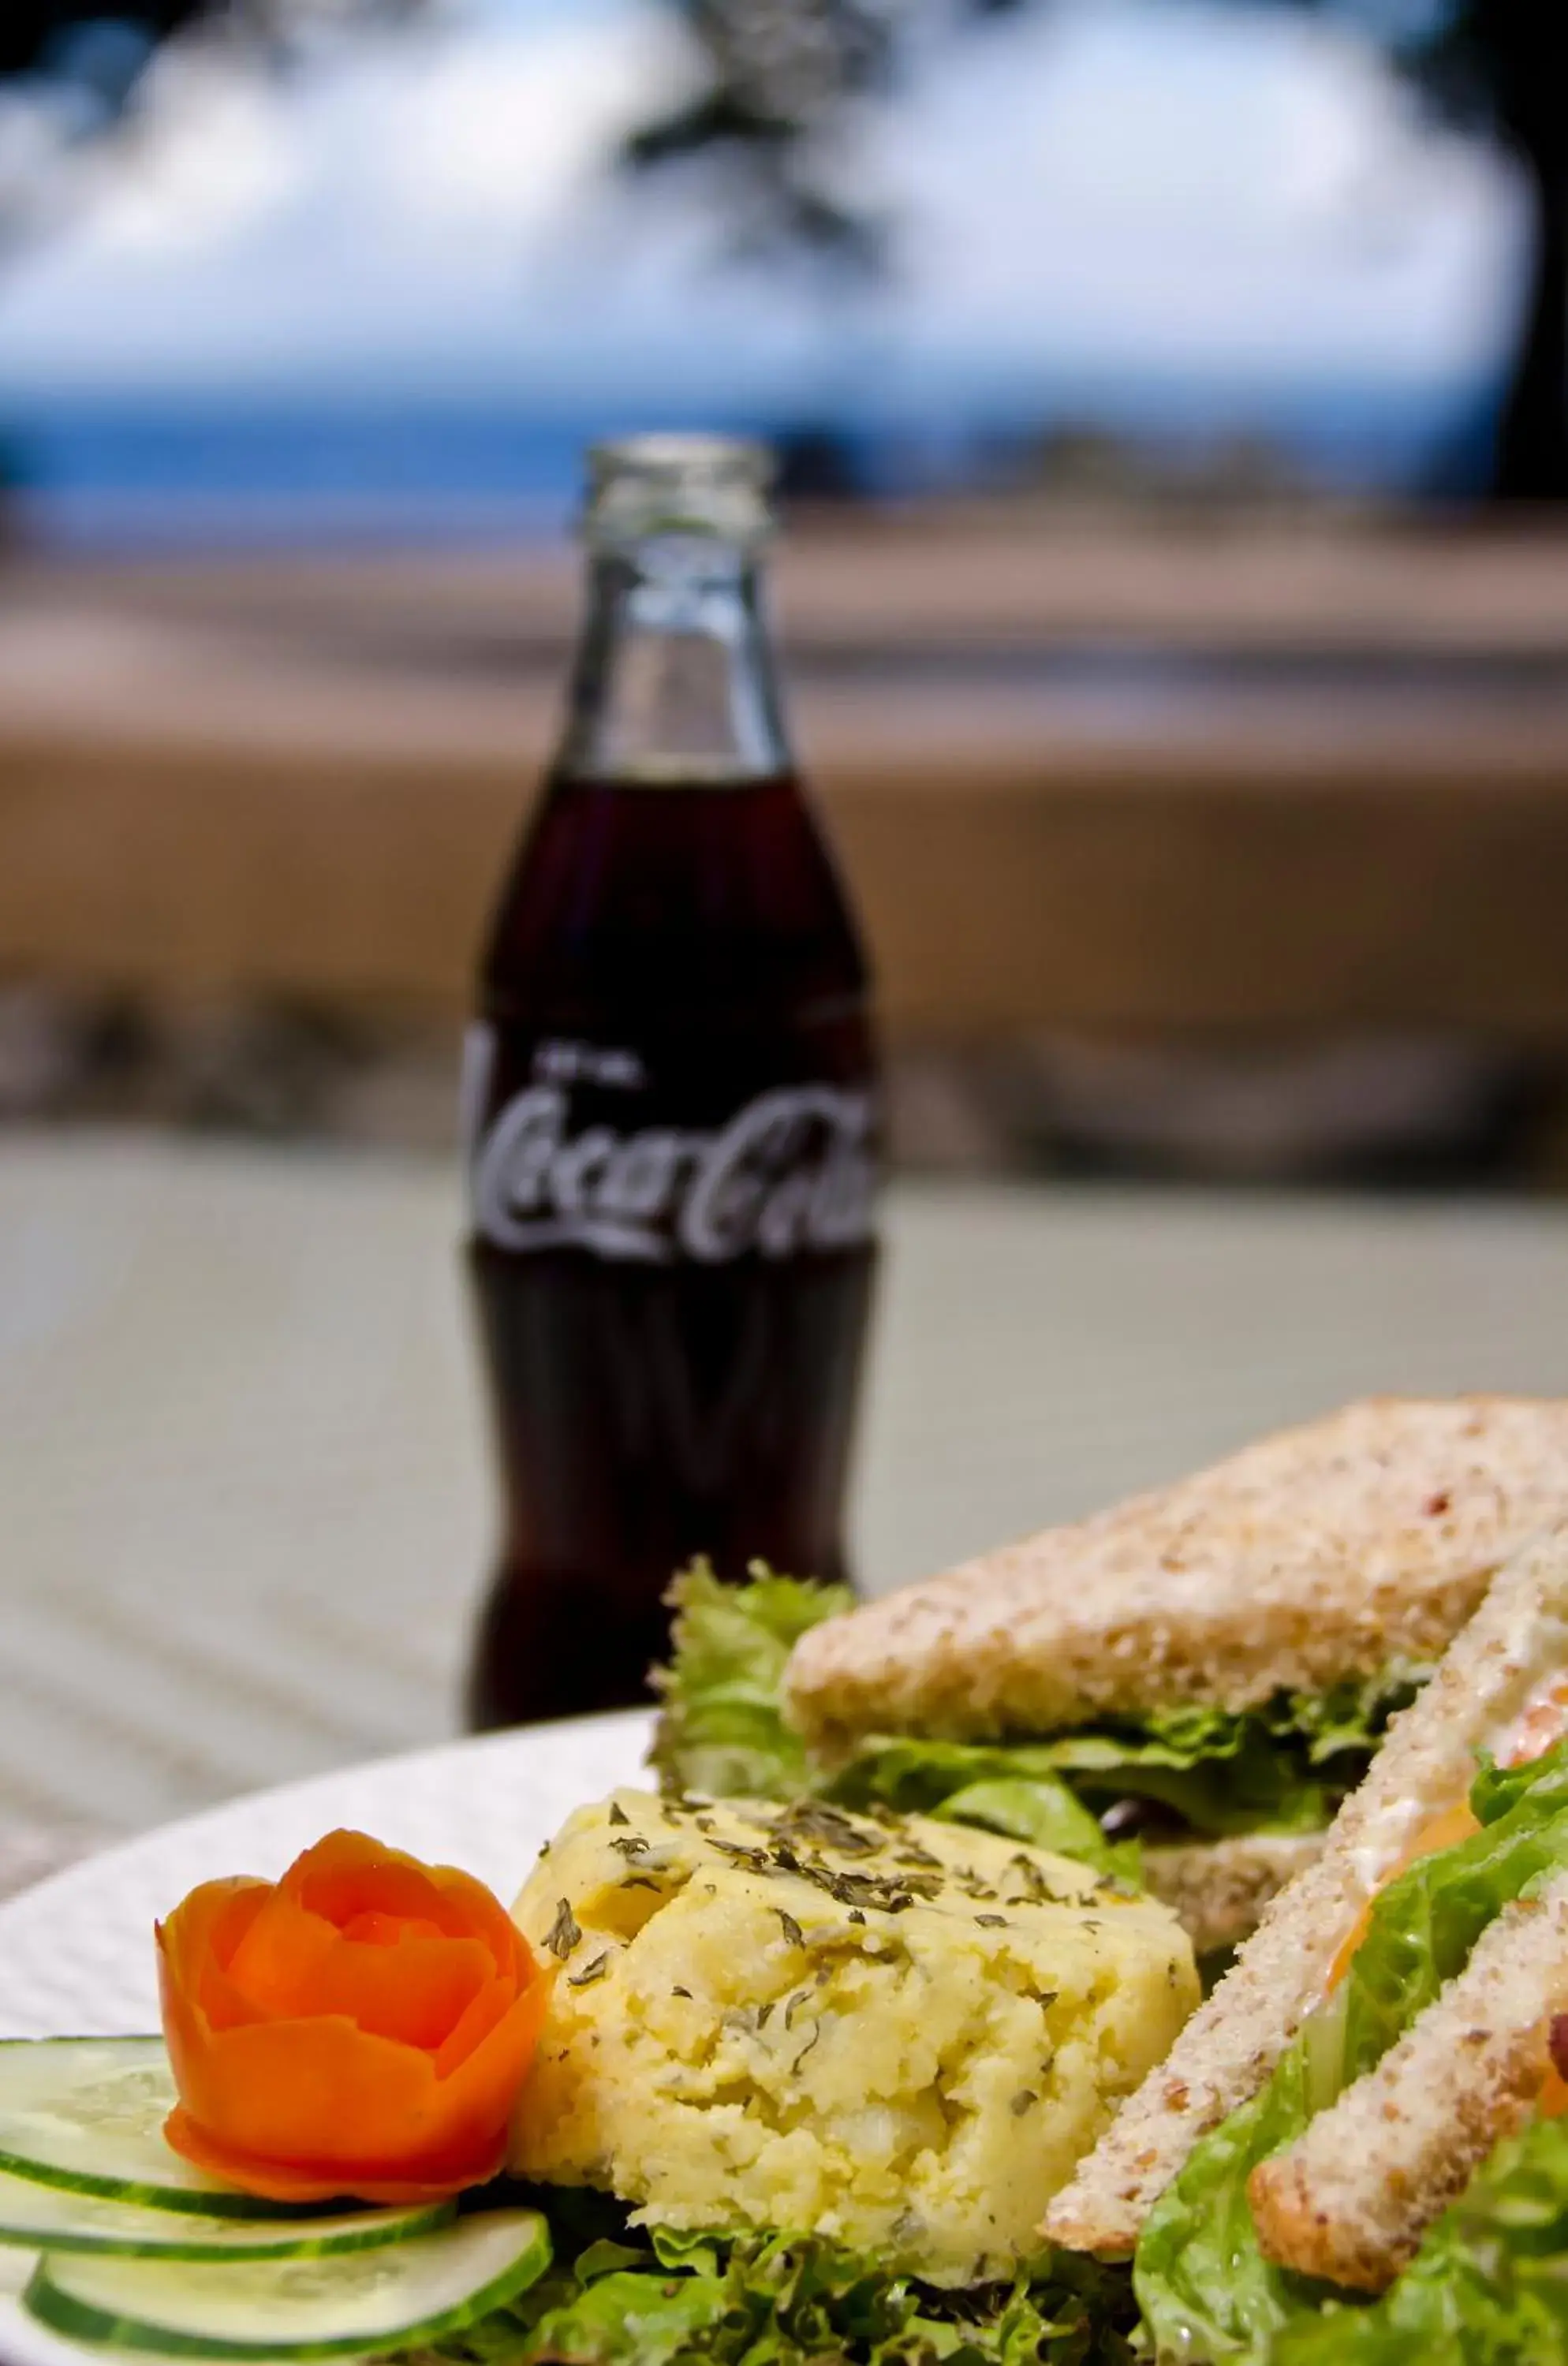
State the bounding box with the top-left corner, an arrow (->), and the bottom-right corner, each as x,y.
399,2200 -> 1140,2366
831,1755 -> 1139,1884
1034,1674 -> 1420,1841
649,1560 -> 852,1803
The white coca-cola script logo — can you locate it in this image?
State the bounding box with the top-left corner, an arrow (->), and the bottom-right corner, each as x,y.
467,1036 -> 876,1264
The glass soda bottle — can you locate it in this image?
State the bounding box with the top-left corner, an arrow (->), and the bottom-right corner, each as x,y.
464,435 -> 880,1729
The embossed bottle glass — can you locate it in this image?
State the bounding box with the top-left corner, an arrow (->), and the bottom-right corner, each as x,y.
465,436 -> 880,1729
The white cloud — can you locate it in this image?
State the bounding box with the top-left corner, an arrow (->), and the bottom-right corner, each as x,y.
379,16 -> 685,236
852,0 -> 1521,392
77,52 -> 304,256
0,0 -> 1527,409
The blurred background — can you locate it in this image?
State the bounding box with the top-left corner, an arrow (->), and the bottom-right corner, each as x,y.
8,0 -> 1568,1865
2,0 -> 1567,1182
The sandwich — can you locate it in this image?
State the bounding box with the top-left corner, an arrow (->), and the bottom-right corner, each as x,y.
1040,1516 -> 1568,2362
655,1394 -> 1568,1957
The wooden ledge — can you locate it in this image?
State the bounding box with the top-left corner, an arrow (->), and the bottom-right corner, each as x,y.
6,523 -> 1568,1037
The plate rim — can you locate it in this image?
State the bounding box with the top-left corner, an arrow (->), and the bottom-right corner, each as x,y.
0,1704 -> 654,1939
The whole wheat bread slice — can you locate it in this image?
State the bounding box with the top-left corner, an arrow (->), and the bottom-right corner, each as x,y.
1249,1872 -> 1568,2292
1143,1833 -> 1325,1961
784,1398 -> 1568,1752
1042,1521 -> 1568,2258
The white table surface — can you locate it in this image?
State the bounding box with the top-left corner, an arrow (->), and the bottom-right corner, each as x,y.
6,1131 -> 1568,1871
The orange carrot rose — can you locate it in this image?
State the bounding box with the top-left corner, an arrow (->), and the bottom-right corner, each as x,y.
156,1829 -> 547,2204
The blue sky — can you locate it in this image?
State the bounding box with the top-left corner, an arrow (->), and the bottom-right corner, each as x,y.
0,0 -> 1527,430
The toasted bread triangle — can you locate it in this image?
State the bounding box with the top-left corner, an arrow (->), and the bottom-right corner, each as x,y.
785,1397 -> 1568,1751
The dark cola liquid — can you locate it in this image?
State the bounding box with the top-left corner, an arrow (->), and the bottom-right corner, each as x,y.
465,771 -> 879,1729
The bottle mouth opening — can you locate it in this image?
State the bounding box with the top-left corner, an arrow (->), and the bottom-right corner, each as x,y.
584,434 -> 775,547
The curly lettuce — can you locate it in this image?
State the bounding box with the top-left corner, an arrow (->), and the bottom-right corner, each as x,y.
1134,1733 -> 1568,2364
650,1567 -> 1422,1861
649,1562 -> 852,1803
401,2192 -> 1139,2366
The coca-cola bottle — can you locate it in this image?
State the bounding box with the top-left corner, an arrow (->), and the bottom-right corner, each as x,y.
464,435 -> 880,1730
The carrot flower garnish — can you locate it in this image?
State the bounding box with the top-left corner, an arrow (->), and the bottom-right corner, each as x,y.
156,1830 -> 546,2204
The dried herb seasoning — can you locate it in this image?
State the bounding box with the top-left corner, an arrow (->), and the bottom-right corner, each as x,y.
768,1801 -> 879,1858
894,1838 -> 943,1870
711,1838 -> 771,1872
792,2021 -> 823,2069
544,1898 -> 582,1959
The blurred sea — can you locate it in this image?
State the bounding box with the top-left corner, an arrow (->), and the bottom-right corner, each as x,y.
0,405 -> 592,547
0,381 -> 1496,549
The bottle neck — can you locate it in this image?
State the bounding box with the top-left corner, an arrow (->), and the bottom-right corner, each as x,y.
556,535 -> 792,785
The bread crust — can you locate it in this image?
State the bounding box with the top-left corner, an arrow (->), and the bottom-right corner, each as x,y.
785,1398 -> 1568,1751
1249,1875 -> 1568,2291
1041,1523 -> 1568,2258
1143,1833 -> 1324,1960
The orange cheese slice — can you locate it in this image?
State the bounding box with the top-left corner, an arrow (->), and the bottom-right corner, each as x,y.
1325,1685 -> 1568,1998
1536,2061 -> 1568,2119
1327,1799 -> 1481,1994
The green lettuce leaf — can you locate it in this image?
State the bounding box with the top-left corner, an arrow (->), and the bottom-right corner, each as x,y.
933,1780 -> 1134,1872
1272,2111 -> 1568,2366
648,1561 -> 850,1802
825,1748 -> 1139,1883
1134,1733 -> 1568,2364
399,2196 -> 1139,2366
1038,1723 -> 1330,1840
1042,1673 -> 1425,1841
1283,1672 -> 1432,1770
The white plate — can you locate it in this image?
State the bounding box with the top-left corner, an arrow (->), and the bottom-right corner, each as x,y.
0,1708 -> 655,2366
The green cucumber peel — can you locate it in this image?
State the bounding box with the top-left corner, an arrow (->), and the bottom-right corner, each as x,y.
0,2039 -> 313,2220
0,2163 -> 454,2258
24,2206 -> 552,2360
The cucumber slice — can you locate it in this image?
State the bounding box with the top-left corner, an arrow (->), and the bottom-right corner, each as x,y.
25,2206 -> 551,2358
0,2168 -> 453,2259
0,2041 -> 303,2219
0,2243 -> 33,2298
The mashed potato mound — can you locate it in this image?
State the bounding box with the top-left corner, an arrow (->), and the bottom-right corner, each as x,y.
510,1789 -> 1197,2282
